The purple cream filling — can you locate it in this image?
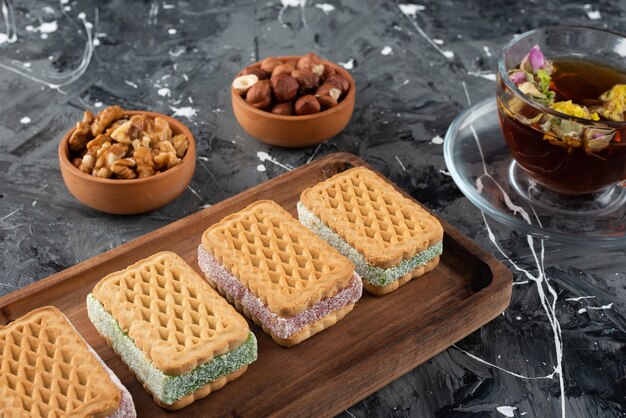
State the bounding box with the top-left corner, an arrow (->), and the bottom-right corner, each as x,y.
108,385 -> 135,418
198,244 -> 362,339
81,323 -> 136,418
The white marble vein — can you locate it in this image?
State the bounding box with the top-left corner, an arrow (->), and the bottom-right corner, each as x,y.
257,151 -> 294,171
461,87 -> 566,418
398,4 -> 454,59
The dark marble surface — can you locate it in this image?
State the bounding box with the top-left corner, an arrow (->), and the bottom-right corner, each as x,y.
1,1 -> 625,417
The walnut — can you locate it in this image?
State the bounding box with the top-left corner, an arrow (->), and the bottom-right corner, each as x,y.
111,158 -> 137,179
111,115 -> 148,144
68,111 -> 94,152
172,134 -> 188,158
68,105 -> 185,180
92,142 -> 127,178
84,110 -> 95,124
91,106 -> 124,136
153,141 -> 181,170
92,168 -> 110,178
86,134 -> 112,152
94,142 -> 110,158
131,136 -> 151,150
154,152 -> 181,171
106,143 -> 128,166
92,142 -> 111,177
152,117 -> 172,143
110,123 -> 131,144
133,146 -> 155,178
79,153 -> 95,173
155,140 -> 176,154
104,118 -> 128,136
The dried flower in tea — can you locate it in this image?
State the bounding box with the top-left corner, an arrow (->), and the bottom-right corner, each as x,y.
593,84 -> 626,122
508,45 -> 555,106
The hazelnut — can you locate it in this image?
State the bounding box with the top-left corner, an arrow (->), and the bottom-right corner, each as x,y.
271,63 -> 295,80
285,58 -> 299,68
325,74 -> 349,94
316,83 -> 342,101
292,69 -> 320,93
297,53 -> 325,76
317,95 -> 338,110
242,66 -> 268,80
271,73 -> 299,102
271,102 -> 293,116
322,65 -> 336,81
232,74 -> 259,96
295,95 -> 321,115
246,79 -> 272,109
260,57 -> 283,75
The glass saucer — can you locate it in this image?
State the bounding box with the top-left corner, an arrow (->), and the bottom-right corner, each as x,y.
443,98 -> 626,246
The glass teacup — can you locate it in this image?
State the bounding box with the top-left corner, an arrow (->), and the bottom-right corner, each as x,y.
496,26 -> 626,198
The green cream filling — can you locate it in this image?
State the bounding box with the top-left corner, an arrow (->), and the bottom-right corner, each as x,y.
86,294 -> 257,405
297,201 -> 443,287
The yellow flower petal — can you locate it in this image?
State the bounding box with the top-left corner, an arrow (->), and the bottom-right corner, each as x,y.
598,84 -> 626,122
550,100 -> 600,121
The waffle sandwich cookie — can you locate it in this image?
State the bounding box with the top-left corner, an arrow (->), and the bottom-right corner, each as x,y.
298,167 -> 444,296
86,251 -> 257,410
198,200 -> 362,347
0,306 -> 136,417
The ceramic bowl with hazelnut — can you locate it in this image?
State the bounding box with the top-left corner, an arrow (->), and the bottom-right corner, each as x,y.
231,53 -> 355,147
58,106 -> 196,214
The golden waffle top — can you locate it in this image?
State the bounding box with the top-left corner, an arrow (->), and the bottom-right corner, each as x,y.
0,306 -> 121,418
202,200 -> 355,318
300,167 -> 444,268
92,251 -> 249,376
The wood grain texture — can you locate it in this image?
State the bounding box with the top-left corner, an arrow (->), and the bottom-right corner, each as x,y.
0,153 -> 512,418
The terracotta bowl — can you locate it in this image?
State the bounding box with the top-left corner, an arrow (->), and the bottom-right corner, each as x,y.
58,110 -> 196,215
231,55 -> 356,148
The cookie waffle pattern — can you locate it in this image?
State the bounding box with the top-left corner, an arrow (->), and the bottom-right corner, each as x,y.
92,251 -> 249,376
298,201 -> 442,288
0,306 -> 121,418
300,167 -> 444,268
202,200 -> 354,318
198,244 -> 362,341
87,294 -> 256,410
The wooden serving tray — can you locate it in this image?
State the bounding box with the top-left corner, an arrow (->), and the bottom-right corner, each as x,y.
0,153 -> 512,417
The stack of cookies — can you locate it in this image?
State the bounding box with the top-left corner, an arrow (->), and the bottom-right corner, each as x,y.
298,167 -> 443,295
198,200 -> 362,347
0,306 -> 136,417
87,251 -> 257,410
